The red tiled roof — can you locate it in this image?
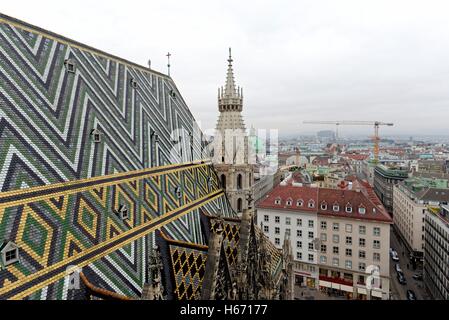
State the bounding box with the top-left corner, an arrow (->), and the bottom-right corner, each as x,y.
257,184 -> 392,223
342,154 -> 369,161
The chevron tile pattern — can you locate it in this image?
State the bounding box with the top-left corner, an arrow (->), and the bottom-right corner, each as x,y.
0,14 -> 236,299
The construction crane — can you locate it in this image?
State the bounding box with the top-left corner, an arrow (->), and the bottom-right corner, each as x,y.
303,121 -> 394,163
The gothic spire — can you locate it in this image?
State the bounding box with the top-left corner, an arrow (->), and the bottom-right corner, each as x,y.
224,48 -> 238,98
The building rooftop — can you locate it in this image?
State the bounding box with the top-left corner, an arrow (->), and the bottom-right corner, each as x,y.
257,184 -> 392,223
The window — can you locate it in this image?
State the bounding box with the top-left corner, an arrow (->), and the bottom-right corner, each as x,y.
320,256 -> 327,264
297,219 -> 302,227
286,198 -> 293,206
297,230 -> 302,238
345,249 -> 352,257
333,204 -> 340,212
308,243 -> 314,251
345,224 -> 352,233
286,217 -> 291,225
64,59 -> 75,73
321,245 -> 327,253
297,252 -> 302,260
320,233 -> 327,242
285,229 -> 291,236
321,221 -> 327,230
117,204 -> 129,220
333,235 -> 340,243
308,200 -> 315,208
275,198 -> 281,205
297,241 -> 302,249
333,223 -> 340,231
359,207 -> 366,214
373,253 -> 381,262
332,258 -> 339,267
275,227 -> 280,235
359,238 -> 366,247
359,225 -> 366,235
308,220 -> 314,228
275,216 -> 280,223
373,227 -> 381,237
359,263 -> 366,272
130,78 -> 138,89
333,247 -> 339,254
373,240 -> 381,249
264,225 -> 269,233
359,251 -> 366,259
345,203 -> 352,213
275,238 -> 280,245
308,231 -> 314,239
90,129 -> 102,143
308,254 -> 314,262
345,260 -> 353,269
264,215 -> 269,222
2,242 -> 19,266
346,236 -> 352,245
297,200 -> 303,207
321,202 -> 327,210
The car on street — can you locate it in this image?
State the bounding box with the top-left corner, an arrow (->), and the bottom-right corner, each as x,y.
395,264 -> 402,273
413,273 -> 423,281
397,272 -> 407,285
391,251 -> 399,262
407,290 -> 417,300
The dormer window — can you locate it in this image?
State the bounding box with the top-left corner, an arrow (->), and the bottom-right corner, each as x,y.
169,90 -> 177,99
90,129 -> 102,143
64,59 -> 75,73
358,206 -> 366,214
286,198 -> 293,206
275,197 -> 281,205
116,204 -> 129,220
0,241 -> 19,267
320,202 -> 327,210
345,204 -> 353,213
308,200 -> 315,208
174,186 -> 182,199
372,208 -> 376,214
130,78 -> 138,89
297,200 -> 303,207
333,203 -> 340,212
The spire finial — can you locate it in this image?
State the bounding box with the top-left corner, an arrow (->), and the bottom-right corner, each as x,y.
166,52 -> 171,76
228,47 -> 233,64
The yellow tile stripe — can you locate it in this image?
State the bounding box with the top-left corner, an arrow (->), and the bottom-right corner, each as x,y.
0,161 -> 211,210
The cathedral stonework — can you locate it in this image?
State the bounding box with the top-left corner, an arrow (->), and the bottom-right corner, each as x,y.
213,49 -> 254,215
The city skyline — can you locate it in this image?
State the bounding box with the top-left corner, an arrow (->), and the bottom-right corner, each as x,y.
3,0 -> 449,136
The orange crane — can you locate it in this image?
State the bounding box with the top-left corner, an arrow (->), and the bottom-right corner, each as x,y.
303,120 -> 394,163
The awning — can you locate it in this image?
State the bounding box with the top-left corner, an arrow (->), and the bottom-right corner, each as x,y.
340,285 -> 353,293
319,280 -> 332,288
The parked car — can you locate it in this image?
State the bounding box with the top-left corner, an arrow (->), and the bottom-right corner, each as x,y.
391,252 -> 399,262
395,264 -> 402,273
413,273 -> 423,281
397,272 -> 407,285
407,290 -> 417,300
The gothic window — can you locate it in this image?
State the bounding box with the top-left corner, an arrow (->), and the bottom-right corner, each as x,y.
221,174 -> 226,189
237,198 -> 243,213
237,174 -> 243,190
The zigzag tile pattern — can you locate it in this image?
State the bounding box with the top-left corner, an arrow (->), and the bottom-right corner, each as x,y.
0,13 -> 236,299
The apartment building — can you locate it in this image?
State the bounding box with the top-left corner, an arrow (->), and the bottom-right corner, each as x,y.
424,205 -> 449,300
374,164 -> 409,214
393,179 -> 449,258
257,181 -> 392,300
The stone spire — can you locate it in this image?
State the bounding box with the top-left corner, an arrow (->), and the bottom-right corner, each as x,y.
224,48 -> 237,98
218,48 -> 243,114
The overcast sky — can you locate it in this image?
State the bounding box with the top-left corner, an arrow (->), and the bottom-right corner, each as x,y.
3,0 -> 449,137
